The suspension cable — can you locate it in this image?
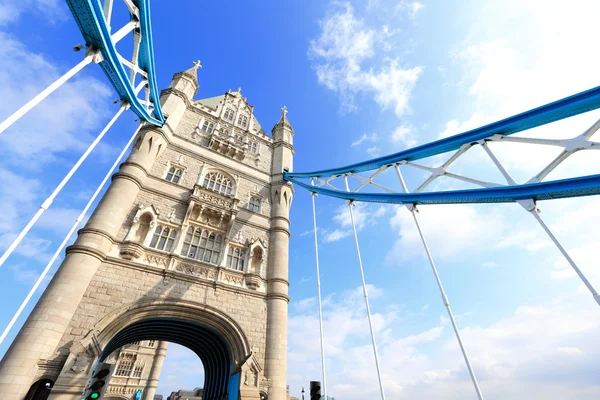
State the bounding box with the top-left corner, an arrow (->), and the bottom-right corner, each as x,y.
529,207 -> 600,307
394,165 -> 484,400
343,175 -> 386,400
0,103 -> 129,269
310,179 -> 328,398
0,123 -> 143,345
0,51 -> 97,136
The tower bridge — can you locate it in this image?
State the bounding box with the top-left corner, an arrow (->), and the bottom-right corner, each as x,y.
0,1 -> 599,400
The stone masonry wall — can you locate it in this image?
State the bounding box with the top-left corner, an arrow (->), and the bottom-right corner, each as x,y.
59,262 -> 268,370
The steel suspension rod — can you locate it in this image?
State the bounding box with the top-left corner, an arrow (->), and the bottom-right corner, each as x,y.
0,123 -> 143,345
0,103 -> 128,269
394,165 -> 484,400
343,176 -> 386,400
0,52 -> 97,136
310,179 -> 328,399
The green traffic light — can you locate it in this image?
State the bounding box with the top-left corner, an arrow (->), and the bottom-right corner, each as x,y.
90,393 -> 100,399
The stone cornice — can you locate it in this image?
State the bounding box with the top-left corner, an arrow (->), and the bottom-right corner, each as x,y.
269,227 -> 291,237
78,228 -> 116,243
267,277 -> 290,286
103,256 -> 269,299
266,293 -> 290,303
65,244 -> 107,262
112,170 -> 145,190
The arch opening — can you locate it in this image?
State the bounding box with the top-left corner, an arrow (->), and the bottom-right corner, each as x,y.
24,378 -> 54,400
98,319 -> 237,400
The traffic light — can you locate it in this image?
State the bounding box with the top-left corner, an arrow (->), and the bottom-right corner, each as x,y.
82,362 -> 114,400
310,381 -> 322,400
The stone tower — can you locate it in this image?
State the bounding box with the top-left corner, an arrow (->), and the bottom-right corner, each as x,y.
0,62 -> 294,400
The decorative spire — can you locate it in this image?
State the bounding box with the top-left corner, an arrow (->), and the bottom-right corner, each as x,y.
176,60 -> 201,87
272,105 -> 294,134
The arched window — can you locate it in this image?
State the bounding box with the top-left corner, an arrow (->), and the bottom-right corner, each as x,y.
203,172 -> 234,195
249,141 -> 258,153
201,121 -> 214,133
165,166 -> 183,184
226,246 -> 246,271
149,225 -> 178,252
181,227 -> 223,264
248,196 -> 261,213
224,109 -> 234,121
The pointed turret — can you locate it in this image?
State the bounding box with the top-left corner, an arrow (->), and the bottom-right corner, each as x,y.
168,60 -> 201,100
160,60 -> 202,130
271,106 -> 294,145
271,106 -> 294,176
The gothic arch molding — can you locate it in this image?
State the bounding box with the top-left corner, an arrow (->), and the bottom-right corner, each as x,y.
77,299 -> 251,400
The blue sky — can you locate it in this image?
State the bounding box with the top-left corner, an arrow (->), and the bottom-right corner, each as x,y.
1,0 -> 600,399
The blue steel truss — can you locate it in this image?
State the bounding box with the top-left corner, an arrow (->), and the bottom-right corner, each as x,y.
66,0 -> 165,126
285,84 -> 600,204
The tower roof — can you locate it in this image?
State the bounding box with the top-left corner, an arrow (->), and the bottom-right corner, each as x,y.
174,60 -> 201,87
272,106 -> 294,133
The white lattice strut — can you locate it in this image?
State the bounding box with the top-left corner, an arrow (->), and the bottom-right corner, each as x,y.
310,179 -> 328,399
343,175 -> 386,400
524,205 -> 600,308
0,123 -> 144,345
0,103 -> 129,269
394,164 -> 485,400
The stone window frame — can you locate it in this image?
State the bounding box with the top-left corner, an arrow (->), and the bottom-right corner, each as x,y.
237,114 -> 248,128
223,108 -> 234,122
149,225 -> 178,252
114,353 -> 136,377
132,360 -> 145,378
247,195 -> 261,214
225,245 -> 247,271
126,205 -> 181,252
201,170 -> 236,197
163,160 -> 187,185
201,120 -> 215,134
180,225 -> 225,265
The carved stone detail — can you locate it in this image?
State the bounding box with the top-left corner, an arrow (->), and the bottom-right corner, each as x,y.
174,262 -> 218,280
145,254 -> 168,268
244,273 -> 262,290
220,270 -> 244,286
119,241 -> 144,260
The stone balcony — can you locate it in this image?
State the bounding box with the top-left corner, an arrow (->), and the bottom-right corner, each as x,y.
208,129 -> 249,160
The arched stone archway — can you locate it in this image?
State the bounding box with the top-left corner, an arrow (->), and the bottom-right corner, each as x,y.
53,300 -> 259,400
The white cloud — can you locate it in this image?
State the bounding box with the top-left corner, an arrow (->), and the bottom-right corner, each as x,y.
289,282 -> 600,399
387,204 -> 507,261
391,123 -> 416,146
395,1 -> 425,20
351,132 -> 378,147
309,3 -> 422,117
323,203 -> 388,243
0,0 -> 66,26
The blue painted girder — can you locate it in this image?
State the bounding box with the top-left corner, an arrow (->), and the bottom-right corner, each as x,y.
286,84 -> 600,178
66,0 -> 165,126
285,174 -> 600,205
